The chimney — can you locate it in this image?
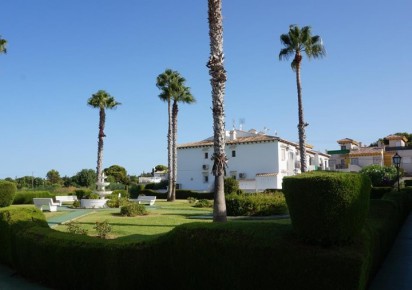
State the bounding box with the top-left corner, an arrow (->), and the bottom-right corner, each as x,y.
230,130 -> 237,140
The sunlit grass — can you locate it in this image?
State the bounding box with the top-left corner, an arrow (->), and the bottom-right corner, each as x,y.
51,199 -> 214,242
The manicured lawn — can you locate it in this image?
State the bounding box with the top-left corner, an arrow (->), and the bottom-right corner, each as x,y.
50,199 -> 215,242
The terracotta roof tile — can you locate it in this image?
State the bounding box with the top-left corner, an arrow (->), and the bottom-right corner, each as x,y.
349,147 -> 383,156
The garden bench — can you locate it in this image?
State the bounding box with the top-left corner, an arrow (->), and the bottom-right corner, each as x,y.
33,198 -> 60,212
129,195 -> 156,206
55,195 -> 78,205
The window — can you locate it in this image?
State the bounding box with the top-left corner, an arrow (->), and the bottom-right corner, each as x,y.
204,152 -> 208,159
309,157 -> 313,165
203,175 -> 209,183
281,149 -> 286,161
341,145 -> 347,150
351,158 -> 359,165
232,150 -> 236,157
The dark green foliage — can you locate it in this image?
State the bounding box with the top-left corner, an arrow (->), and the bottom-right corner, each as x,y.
0,190 -> 411,290
226,192 -> 288,216
224,177 -> 239,194
283,171 -> 371,245
74,189 -> 92,200
192,199 -> 213,208
370,187 -> 393,199
360,165 -> 398,187
404,179 -> 412,187
112,189 -> 129,198
120,203 -> 147,217
12,190 -> 53,205
106,195 -> 129,208
71,200 -> 80,208
129,184 -> 145,198
144,180 -> 168,190
71,169 -> 96,187
0,181 -> 17,207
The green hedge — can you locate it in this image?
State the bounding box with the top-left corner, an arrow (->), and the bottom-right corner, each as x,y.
0,181 -> 17,207
12,191 -> 53,205
225,192 -> 288,216
283,171 -> 371,245
370,187 -> 393,199
0,190 -> 411,290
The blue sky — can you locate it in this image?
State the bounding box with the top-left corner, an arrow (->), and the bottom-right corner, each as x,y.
1,0 -> 411,179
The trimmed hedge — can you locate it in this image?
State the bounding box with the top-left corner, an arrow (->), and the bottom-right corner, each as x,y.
0,181 -> 17,207
13,191 -> 53,205
0,190 -> 411,290
226,192 -> 288,216
370,187 -> 393,199
283,171 -> 371,245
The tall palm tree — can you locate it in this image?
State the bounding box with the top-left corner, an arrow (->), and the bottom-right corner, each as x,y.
156,69 -> 194,201
171,84 -> 195,201
279,24 -> 325,173
87,90 -> 121,181
0,36 -> 7,54
207,0 -> 227,222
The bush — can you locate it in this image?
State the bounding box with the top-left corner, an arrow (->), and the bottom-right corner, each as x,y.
360,165 -> 398,187
75,189 -> 92,200
65,221 -> 88,235
93,220 -> 112,239
192,199 -> 213,208
120,203 -> 148,217
13,191 -> 53,205
112,189 -> 129,198
404,180 -> 412,187
106,196 -> 129,208
370,187 -> 393,199
129,184 -> 145,198
0,181 -> 17,207
224,177 -> 239,194
226,192 -> 288,216
282,171 -> 371,245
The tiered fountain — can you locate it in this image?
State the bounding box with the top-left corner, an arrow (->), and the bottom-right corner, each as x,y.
81,173 -> 112,208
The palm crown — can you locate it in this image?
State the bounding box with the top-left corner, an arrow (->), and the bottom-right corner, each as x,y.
279,25 -> 325,71
87,90 -> 121,109
0,36 -> 6,54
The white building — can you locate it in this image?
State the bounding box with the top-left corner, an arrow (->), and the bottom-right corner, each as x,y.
176,129 -> 330,192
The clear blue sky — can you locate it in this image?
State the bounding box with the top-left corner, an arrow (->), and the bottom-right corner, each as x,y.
1,0 -> 411,179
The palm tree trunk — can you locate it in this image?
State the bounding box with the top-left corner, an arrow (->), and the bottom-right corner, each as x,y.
167,99 -> 173,201
295,55 -> 307,173
208,0 -> 227,222
171,100 -> 179,201
96,108 -> 106,182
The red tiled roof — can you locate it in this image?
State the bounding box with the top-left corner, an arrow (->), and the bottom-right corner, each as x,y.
337,138 -> 359,145
385,135 -> 408,142
349,147 -> 383,156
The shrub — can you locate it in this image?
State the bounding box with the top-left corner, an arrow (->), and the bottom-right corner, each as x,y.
360,165 -> 398,187
93,220 -> 112,239
71,200 -> 81,208
370,187 -> 392,199
226,192 -> 288,216
65,221 -> 88,235
112,189 -> 129,198
224,177 -> 239,194
404,180 -> 412,187
106,196 -> 129,208
0,181 -> 17,207
13,191 -> 53,204
75,189 -> 92,200
120,203 -> 147,217
283,171 -> 371,245
187,197 -> 197,203
192,199 -> 213,208
129,184 -> 145,198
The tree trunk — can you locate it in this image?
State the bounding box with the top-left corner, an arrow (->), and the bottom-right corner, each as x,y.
171,100 -> 179,201
295,54 -> 307,173
96,108 -> 106,182
208,0 -> 227,222
167,99 -> 173,201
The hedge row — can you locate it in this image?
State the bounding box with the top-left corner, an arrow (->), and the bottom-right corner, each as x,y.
0,190 -> 411,290
12,191 -> 54,205
283,171 -> 371,245
225,192 -> 288,216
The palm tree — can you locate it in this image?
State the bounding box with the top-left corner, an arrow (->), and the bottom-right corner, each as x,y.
207,0 -> 227,222
156,69 -> 194,201
0,36 -> 7,54
87,90 -> 121,181
171,84 -> 195,201
279,24 -> 325,173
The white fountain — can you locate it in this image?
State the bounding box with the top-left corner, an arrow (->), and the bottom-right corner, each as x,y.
81,173 -> 112,208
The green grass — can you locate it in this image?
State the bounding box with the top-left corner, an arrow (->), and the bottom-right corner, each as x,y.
50,199 -> 215,242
